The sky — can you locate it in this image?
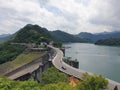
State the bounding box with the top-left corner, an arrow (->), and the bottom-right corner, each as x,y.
0,0 -> 120,35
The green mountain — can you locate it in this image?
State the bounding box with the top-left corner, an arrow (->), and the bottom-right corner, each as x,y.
77,31 -> 120,42
95,37 -> 120,46
50,30 -> 91,43
5,24 -> 91,43
13,24 -> 53,44
0,24 -> 93,43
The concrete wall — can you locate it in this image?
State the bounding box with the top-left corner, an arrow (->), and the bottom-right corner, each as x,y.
5,49 -> 55,82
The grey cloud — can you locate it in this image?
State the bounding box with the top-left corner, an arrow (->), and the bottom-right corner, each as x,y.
75,0 -> 91,6
0,0 -> 120,34
89,0 -> 120,31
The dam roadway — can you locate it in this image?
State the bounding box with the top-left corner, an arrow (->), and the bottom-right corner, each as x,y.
49,45 -> 120,90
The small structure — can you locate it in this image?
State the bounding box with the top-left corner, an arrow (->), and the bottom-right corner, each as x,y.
49,41 -> 54,46
63,57 -> 79,69
60,48 -> 65,56
114,86 -> 118,90
11,42 -> 37,48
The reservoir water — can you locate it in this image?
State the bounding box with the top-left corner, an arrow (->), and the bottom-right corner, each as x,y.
64,43 -> 120,82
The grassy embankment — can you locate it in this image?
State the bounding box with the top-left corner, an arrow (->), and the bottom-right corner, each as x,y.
0,53 -> 46,75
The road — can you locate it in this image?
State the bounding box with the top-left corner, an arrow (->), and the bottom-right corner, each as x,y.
49,45 -> 120,90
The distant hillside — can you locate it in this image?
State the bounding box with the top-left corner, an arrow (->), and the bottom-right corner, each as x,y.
0,34 -> 10,38
95,37 -> 120,46
1,24 -> 93,43
50,30 -> 91,43
50,30 -> 79,42
0,34 -> 11,43
13,24 -> 53,43
77,31 -> 120,42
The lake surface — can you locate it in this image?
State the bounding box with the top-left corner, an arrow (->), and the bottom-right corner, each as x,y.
64,43 -> 120,82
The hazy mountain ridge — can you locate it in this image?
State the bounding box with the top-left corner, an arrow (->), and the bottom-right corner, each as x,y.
0,24 -> 91,43
1,24 -> 120,44
50,30 -> 91,43
0,34 -> 10,38
77,31 -> 120,42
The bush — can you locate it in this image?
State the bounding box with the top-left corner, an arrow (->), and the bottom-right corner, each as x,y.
42,67 -> 68,84
78,73 -> 108,90
0,44 -> 26,64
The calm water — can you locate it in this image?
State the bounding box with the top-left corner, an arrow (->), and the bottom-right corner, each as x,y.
64,43 -> 120,82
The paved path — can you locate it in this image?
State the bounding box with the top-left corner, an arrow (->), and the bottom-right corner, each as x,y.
49,46 -> 120,90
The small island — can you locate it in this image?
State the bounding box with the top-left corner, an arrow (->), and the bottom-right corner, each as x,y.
95,37 -> 120,46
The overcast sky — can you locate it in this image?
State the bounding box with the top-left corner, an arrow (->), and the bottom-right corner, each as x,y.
0,0 -> 120,34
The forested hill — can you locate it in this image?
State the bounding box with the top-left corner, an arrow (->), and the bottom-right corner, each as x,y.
50,30 -> 92,43
13,24 -> 53,43
0,24 -> 54,64
95,37 -> 120,46
0,24 -> 91,43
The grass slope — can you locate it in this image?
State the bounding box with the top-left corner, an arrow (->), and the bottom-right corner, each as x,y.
0,53 -> 45,75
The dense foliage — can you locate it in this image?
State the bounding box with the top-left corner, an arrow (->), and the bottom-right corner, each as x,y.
13,24 -> 53,43
0,67 -> 108,90
53,41 -> 62,48
50,30 -> 92,43
78,73 -> 108,90
42,67 -> 68,84
0,78 -> 41,90
12,24 -> 62,47
0,43 -> 26,64
95,37 -> 120,46
0,77 -> 76,90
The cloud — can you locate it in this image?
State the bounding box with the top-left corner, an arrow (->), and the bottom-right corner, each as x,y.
0,0 -> 119,34
89,0 -> 120,30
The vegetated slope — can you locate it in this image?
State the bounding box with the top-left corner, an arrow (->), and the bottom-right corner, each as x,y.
0,24 -> 51,65
0,24 -> 62,65
95,37 -> 120,46
0,53 -> 45,75
77,31 -> 120,42
13,24 -> 53,43
50,30 -> 91,43
0,43 -> 26,64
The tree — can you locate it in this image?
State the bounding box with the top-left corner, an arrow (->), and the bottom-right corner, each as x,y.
42,67 -> 68,84
78,73 -> 108,90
